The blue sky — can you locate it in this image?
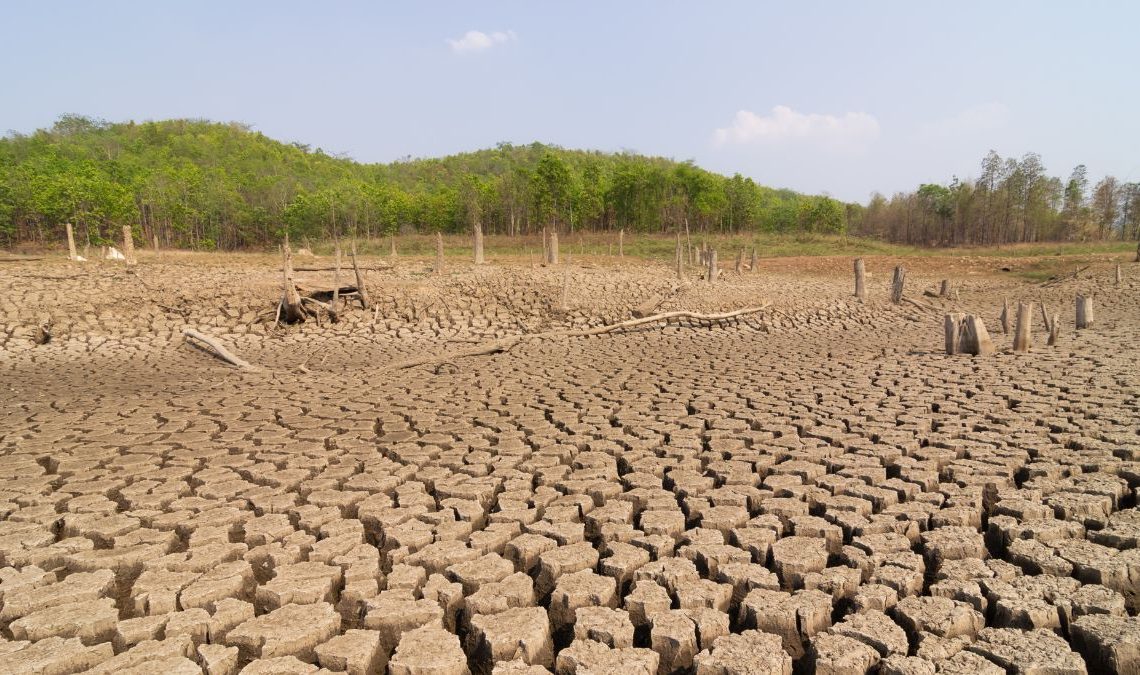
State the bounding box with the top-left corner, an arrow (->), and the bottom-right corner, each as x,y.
2,1 -> 1137,202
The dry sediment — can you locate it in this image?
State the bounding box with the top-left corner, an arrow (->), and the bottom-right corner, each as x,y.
0,253 -> 1137,673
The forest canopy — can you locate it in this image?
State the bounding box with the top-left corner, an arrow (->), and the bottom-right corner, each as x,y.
0,116 -> 849,250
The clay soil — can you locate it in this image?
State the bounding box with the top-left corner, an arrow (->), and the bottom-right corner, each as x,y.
0,251 -> 1138,674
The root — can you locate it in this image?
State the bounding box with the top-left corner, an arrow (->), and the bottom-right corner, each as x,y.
382,303 -> 771,372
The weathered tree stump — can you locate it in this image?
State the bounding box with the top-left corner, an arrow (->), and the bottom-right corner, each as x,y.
675,233 -> 684,281
121,225 -> 136,265
549,230 -> 559,265
961,315 -> 994,356
890,265 -> 905,304
435,232 -> 445,274
999,298 -> 1010,334
618,229 -> 624,258
350,240 -> 370,309
1013,301 -> 1032,352
939,280 -> 951,298
1076,295 -> 1094,329
854,258 -> 866,300
944,313 -> 964,355
473,221 -> 485,265
735,250 -> 743,273
390,236 -> 397,259
1046,307 -> 1060,346
707,249 -> 719,283
65,223 -> 78,261
751,247 -> 758,274
1135,241 -> 1139,263
559,268 -> 570,312
330,241 -> 342,320
280,237 -> 306,324
152,233 -> 159,253
1115,264 -> 1122,285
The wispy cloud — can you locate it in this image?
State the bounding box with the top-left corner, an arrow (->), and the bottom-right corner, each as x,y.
446,30 -> 517,54
713,106 -> 880,151
918,102 -> 1010,139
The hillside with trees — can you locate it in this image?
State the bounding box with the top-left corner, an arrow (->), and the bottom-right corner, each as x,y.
0,116 -> 849,251
854,150 -> 1140,246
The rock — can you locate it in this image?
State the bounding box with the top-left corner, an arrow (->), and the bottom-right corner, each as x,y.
968,627 -> 1088,674
693,629 -> 792,675
809,632 -> 881,675
468,606 -> 553,669
315,629 -> 384,675
226,601 -> 341,662
1070,614 -> 1140,675
573,606 -> 635,648
829,610 -> 908,656
388,626 -> 470,675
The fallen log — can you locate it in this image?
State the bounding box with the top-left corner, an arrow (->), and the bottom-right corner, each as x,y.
183,329 -> 258,370
381,304 -> 771,372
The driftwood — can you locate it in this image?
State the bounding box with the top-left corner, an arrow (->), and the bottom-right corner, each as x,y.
183,328 -> 258,370
382,304 -> 771,372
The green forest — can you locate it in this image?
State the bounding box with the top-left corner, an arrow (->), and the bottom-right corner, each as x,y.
858,151 -> 1140,246
0,116 -> 850,251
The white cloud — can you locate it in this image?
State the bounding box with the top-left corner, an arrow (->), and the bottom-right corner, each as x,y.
446,29 -> 516,54
918,102 -> 1010,139
713,105 -> 880,151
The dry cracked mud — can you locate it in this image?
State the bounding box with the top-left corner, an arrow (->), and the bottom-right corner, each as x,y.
0,252 -> 1138,674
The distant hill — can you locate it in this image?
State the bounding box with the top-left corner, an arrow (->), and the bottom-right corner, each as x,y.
0,115 -> 851,250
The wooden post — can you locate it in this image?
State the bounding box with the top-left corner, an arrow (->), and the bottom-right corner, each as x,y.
944,313 -> 964,355
1076,295 -> 1094,329
854,258 -> 866,300
350,240 -> 370,309
890,265 -> 905,303
1115,264 -> 1122,285
751,247 -> 758,274
473,221 -> 485,265
65,223 -> 78,261
559,268 -> 570,312
618,229 -> 624,258
961,315 -> 994,356
939,280 -> 951,298
708,249 -> 719,283
1012,301 -> 1032,352
735,250 -> 743,274
999,298 -> 1010,334
120,225 -> 136,264
675,233 -> 684,281
549,230 -> 559,265
435,232 -> 445,274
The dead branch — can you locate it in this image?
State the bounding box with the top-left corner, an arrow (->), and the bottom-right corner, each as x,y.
381,303 -> 771,372
183,328 -> 259,370
1041,265 -> 1090,287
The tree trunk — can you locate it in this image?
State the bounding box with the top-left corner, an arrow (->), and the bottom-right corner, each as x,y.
939,280 -> 951,298
890,265 -> 905,303
707,249 -> 719,284
351,240 -> 370,309
549,230 -> 559,265
618,229 -> 624,258
390,236 -> 397,259
473,220 -> 485,265
122,225 -> 136,264
961,315 -> 994,356
1013,301 -> 1031,352
1076,295 -> 1094,329
675,232 -> 684,281
944,313 -> 964,355
1000,298 -> 1010,334
280,236 -> 306,323
1115,264 -> 1122,285
735,250 -> 743,273
751,247 -> 758,274
435,232 -> 445,274
65,223 -> 78,261
854,258 -> 865,299
332,240 -> 342,316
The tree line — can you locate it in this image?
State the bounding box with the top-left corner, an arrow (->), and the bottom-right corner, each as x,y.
853,150 -> 1139,246
0,115 -> 850,250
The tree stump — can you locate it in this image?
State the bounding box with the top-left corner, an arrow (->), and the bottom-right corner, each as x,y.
435,232 -> 445,274
890,265 -> 905,304
549,230 -> 559,265
121,225 -> 136,265
331,241 -> 342,320
708,249 -> 719,283
1076,295 -> 1094,329
854,258 -> 866,300
152,233 -> 159,253
999,298 -> 1010,334
939,280 -> 951,298
618,229 -> 624,258
1115,264 -> 1122,285
350,240 -> 370,310
675,233 -> 684,281
390,236 -> 397,259
1046,307 -> 1060,346
473,221 -> 485,265
280,237 -> 306,323
1013,301 -> 1032,353
65,223 -> 78,261
961,315 -> 994,356
944,313 -> 964,355
559,268 -> 570,312
735,250 -> 743,273
751,247 -> 758,274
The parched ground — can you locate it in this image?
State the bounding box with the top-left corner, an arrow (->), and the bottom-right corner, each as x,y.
0,251 -> 1138,674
